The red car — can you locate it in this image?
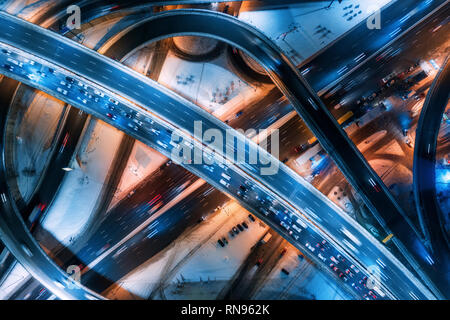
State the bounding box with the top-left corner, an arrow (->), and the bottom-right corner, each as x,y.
293,144 -> 307,153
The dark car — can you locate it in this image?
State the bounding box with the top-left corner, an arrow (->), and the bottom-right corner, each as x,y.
65,76 -> 74,83
293,144 -> 307,153
281,268 -> 290,275
237,224 -> 244,232
258,207 -> 270,216
248,214 -> 255,222
3,64 -> 13,72
222,237 -> 228,245
239,185 -> 247,192
218,239 -> 225,247
242,221 -> 248,229
232,226 -> 239,234
235,110 -> 243,118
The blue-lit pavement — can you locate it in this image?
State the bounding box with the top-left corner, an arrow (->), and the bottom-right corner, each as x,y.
0,11 -> 440,299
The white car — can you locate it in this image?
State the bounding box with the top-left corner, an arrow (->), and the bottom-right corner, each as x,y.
56,87 -> 68,95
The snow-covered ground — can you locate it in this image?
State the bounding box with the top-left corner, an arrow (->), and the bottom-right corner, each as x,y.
12,88 -> 65,202
109,141 -> 168,209
37,119 -> 123,249
254,246 -> 351,300
0,262 -> 30,299
158,51 -> 272,117
239,0 -> 394,65
104,201 -> 268,299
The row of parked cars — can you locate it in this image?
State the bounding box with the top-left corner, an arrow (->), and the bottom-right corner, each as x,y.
218,214 -> 256,247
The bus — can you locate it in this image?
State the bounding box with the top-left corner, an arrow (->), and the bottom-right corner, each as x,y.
337,111 -> 354,126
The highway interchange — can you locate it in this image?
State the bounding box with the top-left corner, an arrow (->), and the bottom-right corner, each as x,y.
0,0 -> 448,300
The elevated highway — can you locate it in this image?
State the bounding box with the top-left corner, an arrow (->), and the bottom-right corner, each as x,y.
0,11 -> 442,299
413,56 -> 450,256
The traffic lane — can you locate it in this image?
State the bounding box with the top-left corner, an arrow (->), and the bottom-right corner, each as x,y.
64,165 -> 198,266
322,6 -> 450,109
60,114 -> 312,293
0,10 -> 401,242
80,185 -> 229,294
313,4 -> 450,290
93,10 -> 437,290
26,107 -> 88,229
414,56 -> 450,254
78,90 -> 291,262
224,234 -> 285,299
0,13 -> 436,298
85,152 -> 412,300
302,0 -> 448,92
46,134 -> 384,300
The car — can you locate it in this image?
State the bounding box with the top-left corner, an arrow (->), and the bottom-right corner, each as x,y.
368,291 -> 377,299
77,97 -> 87,104
315,242 -> 325,251
339,272 -> 348,281
237,224 -> 244,232
109,98 -> 119,105
237,190 -> 248,199
232,226 -> 239,234
280,221 -> 290,230
235,110 -> 243,118
281,268 -> 290,275
106,113 -> 116,120
350,264 -> 360,273
351,283 -> 362,291
248,214 -> 255,222
56,87 -> 68,95
337,254 -> 345,262
258,207 -> 270,216
298,254 -> 304,260
345,269 -> 354,277
402,128 -> 409,137
218,239 -> 225,247
229,230 -> 235,237
65,76 -> 74,83
305,242 -> 315,252
256,258 -> 263,266
282,158 -> 288,163
242,221 -> 248,229
3,64 -> 13,72
330,256 -> 339,264
294,144 -> 307,153
197,216 -> 205,223
222,237 -> 228,245
239,185 -> 247,192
